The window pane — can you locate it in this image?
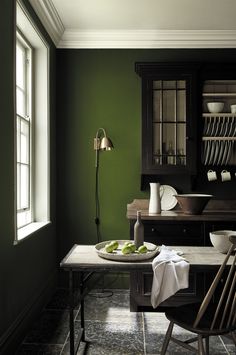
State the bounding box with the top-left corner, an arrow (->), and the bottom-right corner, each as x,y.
16,44 -> 25,89
20,164 -> 29,209
17,117 -> 21,162
16,87 -> 25,117
20,120 -> 29,164
17,163 -> 21,209
17,210 -> 31,229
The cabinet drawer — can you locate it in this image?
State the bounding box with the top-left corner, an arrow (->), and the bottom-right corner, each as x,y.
144,222 -> 203,246
142,272 -> 198,297
129,270 -> 205,311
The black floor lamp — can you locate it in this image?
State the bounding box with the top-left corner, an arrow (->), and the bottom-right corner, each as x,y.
94,128 -> 114,243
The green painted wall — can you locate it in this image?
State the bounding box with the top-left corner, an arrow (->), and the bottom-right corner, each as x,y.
56,49 -> 236,258
0,1 -> 57,352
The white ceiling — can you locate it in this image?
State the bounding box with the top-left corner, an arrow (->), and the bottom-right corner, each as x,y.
28,0 -> 236,48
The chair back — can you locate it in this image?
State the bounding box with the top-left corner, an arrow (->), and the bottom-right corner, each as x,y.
193,235 -> 236,331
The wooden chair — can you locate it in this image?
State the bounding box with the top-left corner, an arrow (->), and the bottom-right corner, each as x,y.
161,235 -> 236,355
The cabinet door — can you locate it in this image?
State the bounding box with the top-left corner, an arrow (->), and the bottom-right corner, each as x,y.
136,63 -> 198,176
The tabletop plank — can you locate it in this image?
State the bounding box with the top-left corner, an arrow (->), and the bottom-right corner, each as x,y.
60,245 -> 234,272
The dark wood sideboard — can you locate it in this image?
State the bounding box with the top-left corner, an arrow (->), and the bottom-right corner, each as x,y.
127,199 -> 236,311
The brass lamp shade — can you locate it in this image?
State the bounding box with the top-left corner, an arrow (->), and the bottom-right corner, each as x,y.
94,127 -> 114,168
94,128 -> 114,151
100,136 -> 113,150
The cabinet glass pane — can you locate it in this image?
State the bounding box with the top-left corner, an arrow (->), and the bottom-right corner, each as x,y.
163,90 -> 176,121
177,90 -> 186,121
177,124 -> 186,166
153,123 -> 161,155
153,80 -> 161,90
177,80 -> 186,89
163,123 -> 176,165
152,79 -> 187,166
163,81 -> 176,89
153,90 -> 161,121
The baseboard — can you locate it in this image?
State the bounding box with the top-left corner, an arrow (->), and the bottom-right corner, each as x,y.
0,268 -> 58,355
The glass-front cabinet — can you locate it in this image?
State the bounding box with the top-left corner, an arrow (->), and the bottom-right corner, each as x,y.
152,79 -> 187,166
135,63 -> 198,179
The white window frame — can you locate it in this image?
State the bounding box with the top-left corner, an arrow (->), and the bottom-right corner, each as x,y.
16,31 -> 33,228
15,0 -> 50,243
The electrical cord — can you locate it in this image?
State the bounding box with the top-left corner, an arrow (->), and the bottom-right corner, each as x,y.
94,150 -> 113,298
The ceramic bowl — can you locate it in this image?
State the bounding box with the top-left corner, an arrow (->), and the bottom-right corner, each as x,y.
174,194 -> 212,215
207,102 -> 224,113
209,230 -> 236,254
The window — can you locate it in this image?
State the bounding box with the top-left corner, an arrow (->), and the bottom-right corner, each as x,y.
15,0 -> 50,243
16,32 -> 32,228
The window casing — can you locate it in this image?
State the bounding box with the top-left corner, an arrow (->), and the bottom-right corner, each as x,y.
16,32 -> 33,229
15,0 -> 50,243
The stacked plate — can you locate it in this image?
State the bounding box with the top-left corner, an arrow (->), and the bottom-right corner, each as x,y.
202,115 -> 236,166
202,140 -> 234,166
203,116 -> 236,137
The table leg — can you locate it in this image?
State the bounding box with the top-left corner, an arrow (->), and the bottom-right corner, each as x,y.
69,269 -> 75,355
80,272 -> 85,342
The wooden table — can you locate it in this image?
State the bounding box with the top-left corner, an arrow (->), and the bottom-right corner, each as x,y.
60,244 -> 234,355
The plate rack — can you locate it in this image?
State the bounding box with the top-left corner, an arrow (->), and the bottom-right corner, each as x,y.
201,80 -> 236,166
202,115 -> 236,166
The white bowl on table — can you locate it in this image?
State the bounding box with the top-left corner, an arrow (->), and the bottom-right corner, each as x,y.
209,230 -> 236,254
207,102 -> 224,113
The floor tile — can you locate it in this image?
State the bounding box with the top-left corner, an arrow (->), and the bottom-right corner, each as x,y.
84,320 -> 144,355
143,312 -> 229,354
16,289 -> 235,355
78,291 -> 142,324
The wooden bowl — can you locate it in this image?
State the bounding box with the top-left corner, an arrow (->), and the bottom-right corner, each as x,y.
174,194 -> 213,215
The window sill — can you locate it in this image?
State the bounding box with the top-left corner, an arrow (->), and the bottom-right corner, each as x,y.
14,221 -> 51,244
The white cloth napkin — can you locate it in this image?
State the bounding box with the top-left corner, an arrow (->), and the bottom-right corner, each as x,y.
151,245 -> 189,308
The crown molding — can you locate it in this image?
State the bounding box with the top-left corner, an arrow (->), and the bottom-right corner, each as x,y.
27,1 -> 236,49
57,29 -> 236,49
28,0 -> 64,46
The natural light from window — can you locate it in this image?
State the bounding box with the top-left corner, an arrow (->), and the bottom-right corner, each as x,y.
15,0 -> 50,243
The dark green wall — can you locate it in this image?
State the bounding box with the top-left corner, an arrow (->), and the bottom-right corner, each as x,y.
57,49 -> 236,258
0,1 -> 57,352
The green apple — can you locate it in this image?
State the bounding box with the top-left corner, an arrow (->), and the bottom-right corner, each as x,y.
110,240 -> 119,250
105,243 -> 114,253
127,243 -> 136,253
138,245 -> 148,254
121,245 -> 132,254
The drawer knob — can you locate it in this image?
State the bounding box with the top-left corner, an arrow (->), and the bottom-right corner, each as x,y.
151,228 -> 157,233
183,228 -> 187,233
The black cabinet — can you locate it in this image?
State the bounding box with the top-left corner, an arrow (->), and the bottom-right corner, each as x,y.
135,63 -> 199,179
136,62 -> 236,190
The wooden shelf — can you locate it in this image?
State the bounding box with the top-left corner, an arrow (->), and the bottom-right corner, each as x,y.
202,137 -> 236,141
202,93 -> 236,97
202,113 -> 236,117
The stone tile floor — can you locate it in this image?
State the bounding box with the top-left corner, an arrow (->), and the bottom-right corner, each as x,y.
15,288 -> 235,355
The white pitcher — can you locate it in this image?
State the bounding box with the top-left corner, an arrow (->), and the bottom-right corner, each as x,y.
149,182 -> 161,214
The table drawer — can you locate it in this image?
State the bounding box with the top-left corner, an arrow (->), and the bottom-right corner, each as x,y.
144,222 -> 204,246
